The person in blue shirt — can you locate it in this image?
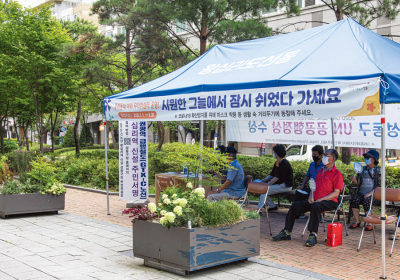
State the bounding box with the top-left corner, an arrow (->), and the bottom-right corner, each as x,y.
208,147 -> 245,201
295,145 -> 325,218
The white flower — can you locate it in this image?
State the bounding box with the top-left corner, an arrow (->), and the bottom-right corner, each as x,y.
187,182 -> 193,189
160,210 -> 167,216
148,203 -> 157,213
163,198 -> 171,205
159,203 -> 163,206
165,212 -> 176,223
173,200 -> 179,205
193,188 -> 205,198
172,194 -> 177,198
177,198 -> 187,208
162,194 -> 168,200
173,206 -> 182,216
160,217 -> 167,225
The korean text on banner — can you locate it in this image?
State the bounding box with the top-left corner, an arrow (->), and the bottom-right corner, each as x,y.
226,105 -> 400,149
119,121 -> 148,201
104,78 -> 380,121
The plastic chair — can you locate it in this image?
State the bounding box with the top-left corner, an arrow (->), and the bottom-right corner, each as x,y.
357,187 -> 400,257
156,176 -> 174,193
238,175 -> 253,206
246,181 -> 272,236
302,184 -> 348,242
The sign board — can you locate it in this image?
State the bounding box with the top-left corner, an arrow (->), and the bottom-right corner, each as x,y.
118,121 -> 148,201
226,105 -> 400,149
104,78 -> 380,121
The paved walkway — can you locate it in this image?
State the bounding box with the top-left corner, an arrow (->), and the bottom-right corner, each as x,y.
0,212 -> 335,280
62,188 -> 400,279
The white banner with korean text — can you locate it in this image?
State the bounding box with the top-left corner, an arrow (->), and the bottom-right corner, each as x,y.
119,121 -> 148,201
104,78 -> 381,121
226,105 -> 400,149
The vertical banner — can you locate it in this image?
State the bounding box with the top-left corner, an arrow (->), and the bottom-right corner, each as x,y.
119,120 -> 148,201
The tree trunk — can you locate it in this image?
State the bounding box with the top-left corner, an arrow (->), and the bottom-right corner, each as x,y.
74,101 -> 81,155
126,29 -> 133,89
156,121 -> 165,152
342,147 -> 351,164
200,13 -> 208,55
13,116 -> 20,146
25,126 -> 29,151
335,9 -> 343,21
110,122 -> 117,149
0,120 -> 4,154
216,120 -> 221,146
83,115 -> 88,149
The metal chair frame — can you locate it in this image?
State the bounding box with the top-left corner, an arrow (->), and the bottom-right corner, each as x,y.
357,188 -> 400,257
302,184 -> 348,242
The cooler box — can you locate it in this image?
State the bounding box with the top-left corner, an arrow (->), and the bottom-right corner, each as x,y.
327,223 -> 342,247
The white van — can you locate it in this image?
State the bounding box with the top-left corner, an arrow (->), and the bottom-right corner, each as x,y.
286,144 -> 331,162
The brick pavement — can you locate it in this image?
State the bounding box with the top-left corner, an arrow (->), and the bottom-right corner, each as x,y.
63,188 -> 400,280
0,206 -> 335,280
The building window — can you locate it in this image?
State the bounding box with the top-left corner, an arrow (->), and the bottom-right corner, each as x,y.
107,31 -> 114,38
175,21 -> 186,33
298,0 -> 303,8
66,15 -> 71,21
74,14 -> 78,20
305,0 -> 315,7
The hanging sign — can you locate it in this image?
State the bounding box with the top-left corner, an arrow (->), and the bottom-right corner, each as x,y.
226,105 -> 400,149
119,121 -> 148,201
104,78 -> 380,121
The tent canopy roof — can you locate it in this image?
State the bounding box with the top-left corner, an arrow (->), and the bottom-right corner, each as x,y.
108,18 -> 400,103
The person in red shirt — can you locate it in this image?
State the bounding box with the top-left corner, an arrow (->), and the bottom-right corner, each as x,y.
272,149 -> 343,247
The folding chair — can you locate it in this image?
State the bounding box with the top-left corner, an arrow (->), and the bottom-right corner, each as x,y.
246,181 -> 272,236
302,184 -> 349,242
238,175 -> 253,207
156,176 -> 174,193
357,187 -> 400,257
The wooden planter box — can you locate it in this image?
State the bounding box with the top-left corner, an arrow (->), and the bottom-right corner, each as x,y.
132,218 -> 260,275
0,193 -> 65,218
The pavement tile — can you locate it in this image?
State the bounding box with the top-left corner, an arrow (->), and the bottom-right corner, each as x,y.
11,270 -> 56,280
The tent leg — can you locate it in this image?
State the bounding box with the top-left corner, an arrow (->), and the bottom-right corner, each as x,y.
330,118 -> 335,149
104,117 -> 110,215
200,120 -> 204,146
381,103 -> 386,279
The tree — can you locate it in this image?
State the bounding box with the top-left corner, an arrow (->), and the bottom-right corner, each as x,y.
79,124 -> 94,147
62,127 -> 76,148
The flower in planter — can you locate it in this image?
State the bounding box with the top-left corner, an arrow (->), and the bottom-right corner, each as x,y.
165,212 -> 176,223
159,203 -> 163,206
193,187 -> 205,198
187,182 -> 193,189
164,198 -> 171,205
172,194 -> 177,198
148,203 -> 156,213
160,210 -> 167,216
173,206 -> 182,216
172,200 -> 179,205
160,216 -> 167,225
162,194 -> 168,200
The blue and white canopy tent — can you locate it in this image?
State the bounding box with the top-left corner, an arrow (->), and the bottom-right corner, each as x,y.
103,18 -> 400,278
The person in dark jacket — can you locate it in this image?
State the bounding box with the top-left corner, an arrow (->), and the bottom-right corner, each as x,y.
349,150 -> 381,231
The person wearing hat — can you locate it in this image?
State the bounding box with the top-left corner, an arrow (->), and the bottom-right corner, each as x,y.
349,149 -> 381,231
208,147 -> 246,201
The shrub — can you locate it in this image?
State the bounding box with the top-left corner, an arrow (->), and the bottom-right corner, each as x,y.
3,140 -> 19,153
27,157 -> 57,187
6,150 -> 36,173
79,125 -> 94,147
62,127 -> 75,148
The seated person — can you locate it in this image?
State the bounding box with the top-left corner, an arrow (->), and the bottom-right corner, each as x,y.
207,147 -> 245,201
272,149 -> 343,247
350,150 -> 381,231
258,144 -> 294,211
295,145 -> 325,218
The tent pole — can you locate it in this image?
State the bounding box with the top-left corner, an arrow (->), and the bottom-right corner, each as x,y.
225,120 -> 228,146
330,118 -> 335,149
104,117 -> 110,215
380,103 -> 386,279
200,120 -> 204,146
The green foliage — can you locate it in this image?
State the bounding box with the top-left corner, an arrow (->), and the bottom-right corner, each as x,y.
27,157 -> 57,187
79,124 -> 94,147
55,136 -> 64,146
244,209 -> 261,220
154,185 -> 251,229
3,140 -> 19,153
62,127 -> 76,148
338,153 -> 365,163
41,182 -> 67,195
5,150 -> 36,173
0,179 -> 41,195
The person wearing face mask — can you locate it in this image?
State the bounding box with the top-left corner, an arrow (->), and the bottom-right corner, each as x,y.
257,144 -> 294,212
272,149 -> 343,247
207,147 -> 246,202
295,145 -> 325,218
349,150 -> 381,231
